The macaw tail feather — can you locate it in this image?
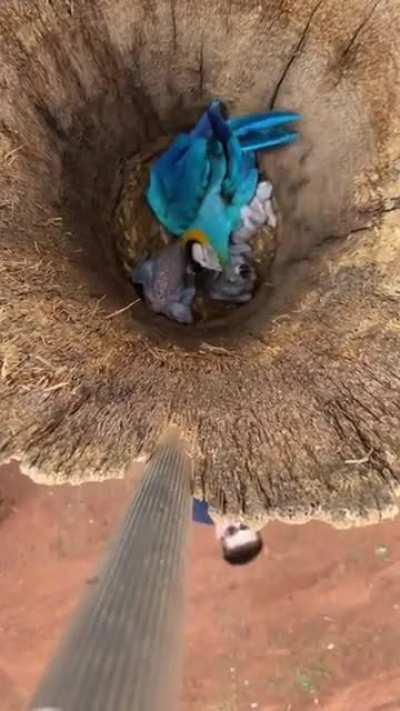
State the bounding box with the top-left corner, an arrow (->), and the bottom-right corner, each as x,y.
239,129 -> 299,153
228,110 -> 302,136
229,110 -> 301,152
191,103 -> 301,157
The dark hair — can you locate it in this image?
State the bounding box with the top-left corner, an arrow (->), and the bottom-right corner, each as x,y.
221,533 -> 263,566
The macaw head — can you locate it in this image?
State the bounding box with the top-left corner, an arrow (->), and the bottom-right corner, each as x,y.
183,228 -> 225,272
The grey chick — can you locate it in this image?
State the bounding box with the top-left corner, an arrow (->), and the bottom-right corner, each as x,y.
131,242 -> 195,324
204,253 -> 256,303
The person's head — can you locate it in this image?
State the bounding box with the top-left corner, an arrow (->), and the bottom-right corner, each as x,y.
216,521 -> 263,566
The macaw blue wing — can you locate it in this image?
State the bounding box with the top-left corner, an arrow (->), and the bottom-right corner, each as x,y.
183,143 -> 236,266
147,102 -> 227,235
146,134 -> 210,235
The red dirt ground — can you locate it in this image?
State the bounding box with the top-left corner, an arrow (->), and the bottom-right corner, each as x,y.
1,461 -> 400,710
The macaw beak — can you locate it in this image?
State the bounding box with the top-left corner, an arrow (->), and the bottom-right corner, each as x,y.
191,242 -> 223,272
183,228 -> 224,272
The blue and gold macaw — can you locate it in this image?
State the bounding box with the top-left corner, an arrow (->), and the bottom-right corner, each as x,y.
146,101 -> 301,270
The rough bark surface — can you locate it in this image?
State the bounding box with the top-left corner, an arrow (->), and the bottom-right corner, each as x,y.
1,0 -> 400,526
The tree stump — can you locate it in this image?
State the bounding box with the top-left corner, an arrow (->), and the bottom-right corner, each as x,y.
1,0 -> 399,527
